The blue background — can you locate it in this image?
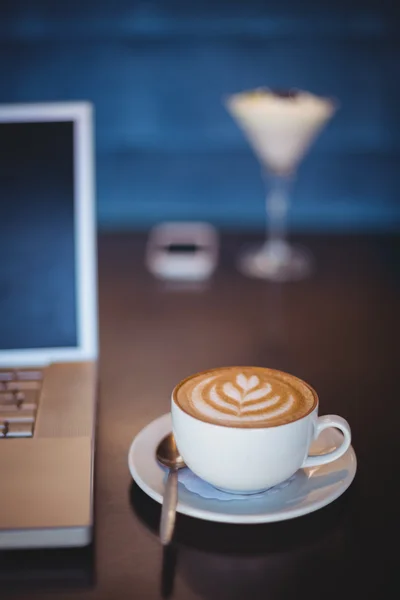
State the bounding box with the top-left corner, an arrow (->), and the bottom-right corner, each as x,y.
1,0 -> 399,231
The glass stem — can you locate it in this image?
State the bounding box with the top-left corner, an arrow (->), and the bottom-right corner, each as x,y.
264,173 -> 292,259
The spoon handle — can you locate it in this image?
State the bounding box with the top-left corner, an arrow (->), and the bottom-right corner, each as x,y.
160,468 -> 178,545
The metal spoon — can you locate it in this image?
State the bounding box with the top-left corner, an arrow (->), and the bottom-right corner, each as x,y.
156,433 -> 186,545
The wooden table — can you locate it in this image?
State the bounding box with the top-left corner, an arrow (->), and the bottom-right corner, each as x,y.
2,233 -> 399,599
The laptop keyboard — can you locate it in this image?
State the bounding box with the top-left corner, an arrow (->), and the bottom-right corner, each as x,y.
0,370 -> 43,438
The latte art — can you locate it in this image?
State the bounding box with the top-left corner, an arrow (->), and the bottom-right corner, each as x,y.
174,367 -> 316,428
198,373 -> 288,421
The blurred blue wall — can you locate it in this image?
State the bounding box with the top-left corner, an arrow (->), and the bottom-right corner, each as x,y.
1,1 -> 399,231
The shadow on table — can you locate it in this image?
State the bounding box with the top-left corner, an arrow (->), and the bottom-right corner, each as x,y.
0,543 -> 95,594
129,481 -> 356,600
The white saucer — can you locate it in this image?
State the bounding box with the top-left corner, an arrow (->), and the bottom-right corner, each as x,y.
128,413 -> 357,524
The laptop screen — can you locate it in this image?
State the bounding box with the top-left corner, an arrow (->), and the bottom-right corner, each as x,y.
0,120 -> 77,350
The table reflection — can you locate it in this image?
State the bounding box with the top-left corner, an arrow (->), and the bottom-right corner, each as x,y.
0,544 -> 95,594
130,481 -> 356,599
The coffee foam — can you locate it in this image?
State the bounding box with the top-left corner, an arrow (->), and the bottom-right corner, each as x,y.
174,367 -> 316,428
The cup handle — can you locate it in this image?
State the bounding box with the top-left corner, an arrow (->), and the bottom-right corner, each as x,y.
302,415 -> 351,469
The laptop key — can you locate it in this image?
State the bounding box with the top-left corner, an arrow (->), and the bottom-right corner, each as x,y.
0,402 -> 37,412
16,370 -> 43,381
6,381 -> 41,391
20,401 -> 38,411
0,370 -> 43,382
0,410 -> 36,423
0,385 -> 39,437
0,403 -> 20,412
6,422 -> 34,438
0,391 -> 25,404
0,372 -> 15,382
0,390 -> 37,403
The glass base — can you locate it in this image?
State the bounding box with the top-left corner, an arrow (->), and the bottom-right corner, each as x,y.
237,241 -> 313,282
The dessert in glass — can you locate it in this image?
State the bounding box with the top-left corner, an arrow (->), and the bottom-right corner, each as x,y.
226,89 -> 336,281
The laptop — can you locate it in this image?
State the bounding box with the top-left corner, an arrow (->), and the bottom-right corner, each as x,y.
0,102 -> 98,549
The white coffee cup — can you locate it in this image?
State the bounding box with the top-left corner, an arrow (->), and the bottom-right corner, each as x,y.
171,370 -> 351,493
